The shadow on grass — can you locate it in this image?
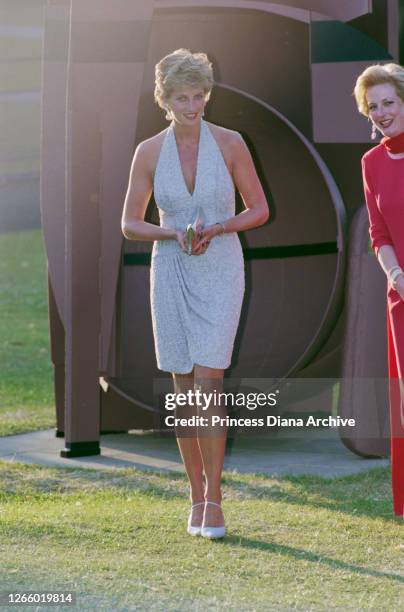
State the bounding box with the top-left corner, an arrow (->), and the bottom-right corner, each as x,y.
212,536 -> 404,584
0,461 -> 189,500
221,467 -> 399,524
0,460 -> 398,524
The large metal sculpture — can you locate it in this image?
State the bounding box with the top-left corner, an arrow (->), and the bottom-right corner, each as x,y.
40,0 -> 403,458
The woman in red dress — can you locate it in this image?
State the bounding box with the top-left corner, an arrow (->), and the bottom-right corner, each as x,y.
354,63 -> 404,517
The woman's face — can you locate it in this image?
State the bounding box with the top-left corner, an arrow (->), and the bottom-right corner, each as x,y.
165,85 -> 207,126
366,82 -> 404,138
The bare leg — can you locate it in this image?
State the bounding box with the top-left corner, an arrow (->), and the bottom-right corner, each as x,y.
194,364 -> 227,528
172,370 -> 205,527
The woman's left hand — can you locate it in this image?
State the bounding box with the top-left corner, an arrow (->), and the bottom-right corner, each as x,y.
191,224 -> 222,255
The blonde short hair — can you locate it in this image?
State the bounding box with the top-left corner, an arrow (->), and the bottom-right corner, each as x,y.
354,62 -> 404,116
154,48 -> 214,109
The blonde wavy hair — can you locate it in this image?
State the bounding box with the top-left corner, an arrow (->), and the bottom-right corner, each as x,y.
354,62 -> 404,116
154,48 -> 214,112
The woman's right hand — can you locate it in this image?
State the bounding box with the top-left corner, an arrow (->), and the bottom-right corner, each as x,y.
174,229 -> 188,254
175,227 -> 211,256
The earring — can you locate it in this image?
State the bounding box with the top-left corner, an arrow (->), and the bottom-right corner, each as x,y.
368,116 -> 378,141
371,123 -> 377,140
164,107 -> 173,121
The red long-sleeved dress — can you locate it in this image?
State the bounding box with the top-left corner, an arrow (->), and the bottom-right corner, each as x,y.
362,143 -> 404,517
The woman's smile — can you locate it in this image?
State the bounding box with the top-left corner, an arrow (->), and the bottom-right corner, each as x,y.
367,82 -> 404,138
166,86 -> 207,125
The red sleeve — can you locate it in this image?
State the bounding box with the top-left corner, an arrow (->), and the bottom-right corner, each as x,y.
361,156 -> 393,255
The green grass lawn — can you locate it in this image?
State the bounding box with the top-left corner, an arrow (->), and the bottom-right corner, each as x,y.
2,10 -> 402,609
1,228 -> 403,610
0,229 -> 55,435
0,462 -> 403,611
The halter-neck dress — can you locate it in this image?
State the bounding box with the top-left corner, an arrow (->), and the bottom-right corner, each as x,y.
151,119 -> 245,374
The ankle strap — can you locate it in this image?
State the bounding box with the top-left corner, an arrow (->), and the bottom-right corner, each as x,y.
205,501 -> 222,509
191,501 -> 205,509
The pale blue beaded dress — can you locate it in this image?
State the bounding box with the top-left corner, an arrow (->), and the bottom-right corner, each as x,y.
151,119 -> 245,374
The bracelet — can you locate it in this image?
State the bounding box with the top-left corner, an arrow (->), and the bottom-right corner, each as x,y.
215,222 -> 225,236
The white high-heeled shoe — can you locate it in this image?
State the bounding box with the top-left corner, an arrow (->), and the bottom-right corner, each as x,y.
201,501 -> 226,539
187,501 -> 205,536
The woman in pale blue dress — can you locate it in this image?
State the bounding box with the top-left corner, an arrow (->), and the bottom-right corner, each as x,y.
121,49 -> 269,538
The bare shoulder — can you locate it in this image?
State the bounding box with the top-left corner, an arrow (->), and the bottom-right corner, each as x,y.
133,128 -> 168,175
207,122 -> 244,152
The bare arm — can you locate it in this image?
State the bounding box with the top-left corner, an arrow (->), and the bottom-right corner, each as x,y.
121,141 -> 178,242
223,133 -> 269,231
198,132 -> 269,245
